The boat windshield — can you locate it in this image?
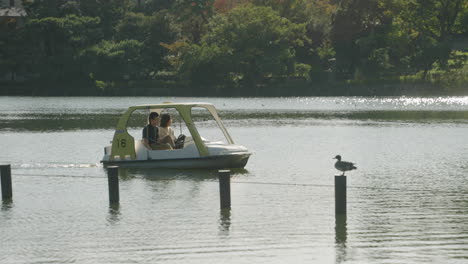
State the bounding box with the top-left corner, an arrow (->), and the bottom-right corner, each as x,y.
123,108 -> 190,143
122,105 -> 232,146
191,107 -> 230,144
156,107 -> 189,136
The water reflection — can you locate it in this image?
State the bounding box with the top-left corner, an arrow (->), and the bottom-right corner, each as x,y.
219,209 -> 231,236
115,168 -> 135,181
335,214 -> 347,264
132,168 -> 218,181
1,199 -> 13,211
4,108 -> 468,131
122,168 -> 248,181
107,203 -> 121,224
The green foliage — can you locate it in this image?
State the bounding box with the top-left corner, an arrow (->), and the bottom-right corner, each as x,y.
69,0 -> 131,39
197,4 -> 307,87
394,0 -> 466,71
22,15 -> 102,82
115,10 -> 178,74
316,41 -> 335,61
172,0 -> 215,43
251,0 -> 337,75
27,15 -> 102,46
139,0 -> 173,14
294,63 -> 312,80
81,39 -> 144,81
439,64 -> 468,91
331,0 -> 398,79
0,22 -> 28,79
95,80 -> 108,90
330,0 -> 468,83
115,12 -> 148,42
400,50 -> 468,91
435,51 -> 468,91
23,0 -> 63,18
1,0 -> 467,95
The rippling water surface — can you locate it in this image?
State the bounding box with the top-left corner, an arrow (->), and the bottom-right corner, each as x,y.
0,96 -> 468,264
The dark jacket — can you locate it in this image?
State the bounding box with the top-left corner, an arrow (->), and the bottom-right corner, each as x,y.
142,124 -> 159,145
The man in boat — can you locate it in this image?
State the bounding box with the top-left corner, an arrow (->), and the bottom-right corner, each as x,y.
142,112 -> 172,150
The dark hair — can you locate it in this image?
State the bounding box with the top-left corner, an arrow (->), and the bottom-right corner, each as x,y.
148,112 -> 159,122
160,113 -> 171,128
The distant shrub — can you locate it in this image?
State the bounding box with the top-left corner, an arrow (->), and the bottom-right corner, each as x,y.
294,63 -> 312,80
439,64 -> 468,91
95,80 -> 108,90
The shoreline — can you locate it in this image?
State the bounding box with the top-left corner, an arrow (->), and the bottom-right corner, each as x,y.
1,80 -> 467,97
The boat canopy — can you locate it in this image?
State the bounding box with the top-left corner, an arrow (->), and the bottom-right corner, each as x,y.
110,102 -> 234,161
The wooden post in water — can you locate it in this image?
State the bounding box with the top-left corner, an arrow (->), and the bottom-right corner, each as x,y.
1,164 -> 12,200
107,166 -> 119,204
219,170 -> 231,209
335,176 -> 346,215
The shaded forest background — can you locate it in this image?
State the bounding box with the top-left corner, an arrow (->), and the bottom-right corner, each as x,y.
1,0 -> 467,96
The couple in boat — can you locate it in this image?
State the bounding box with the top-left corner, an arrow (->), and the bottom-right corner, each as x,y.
142,112 -> 185,150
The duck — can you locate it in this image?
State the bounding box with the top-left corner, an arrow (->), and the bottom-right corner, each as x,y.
333,155 -> 357,176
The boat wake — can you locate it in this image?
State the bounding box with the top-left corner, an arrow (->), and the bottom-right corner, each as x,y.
16,162 -> 103,169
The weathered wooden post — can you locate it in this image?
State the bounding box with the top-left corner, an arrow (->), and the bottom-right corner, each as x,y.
218,170 -> 231,209
335,214 -> 347,243
107,166 -> 119,204
1,164 -> 12,200
335,175 -> 346,215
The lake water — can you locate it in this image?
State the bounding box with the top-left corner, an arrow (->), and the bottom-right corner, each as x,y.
0,96 -> 468,264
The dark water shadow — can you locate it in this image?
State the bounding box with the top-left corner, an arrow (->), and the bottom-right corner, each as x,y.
119,168 -> 249,182
101,167 -> 136,182
335,214 -> 347,264
1,199 -> 13,211
218,208 -> 231,236
107,203 -> 121,224
114,168 -> 136,181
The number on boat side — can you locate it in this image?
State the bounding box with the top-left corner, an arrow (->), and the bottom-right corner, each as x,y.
118,139 -> 126,148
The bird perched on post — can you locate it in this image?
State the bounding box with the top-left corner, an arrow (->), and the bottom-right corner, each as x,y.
333,155 -> 357,176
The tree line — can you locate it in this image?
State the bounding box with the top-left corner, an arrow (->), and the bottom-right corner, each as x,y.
1,0 -> 467,96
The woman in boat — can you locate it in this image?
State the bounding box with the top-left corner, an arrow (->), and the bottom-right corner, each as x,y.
158,113 -> 176,149
142,112 -> 171,150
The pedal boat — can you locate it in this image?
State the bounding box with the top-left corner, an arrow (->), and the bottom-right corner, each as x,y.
101,102 -> 251,169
